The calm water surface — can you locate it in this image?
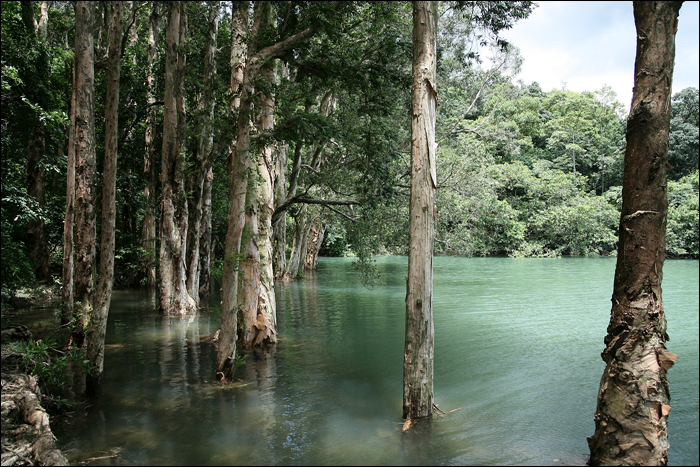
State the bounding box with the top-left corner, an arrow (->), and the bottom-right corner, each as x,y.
20,257 -> 700,465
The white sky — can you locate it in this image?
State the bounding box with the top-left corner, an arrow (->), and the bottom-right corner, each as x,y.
496,1 -> 700,109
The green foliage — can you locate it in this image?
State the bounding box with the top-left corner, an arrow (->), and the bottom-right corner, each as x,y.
1,207 -> 34,293
232,353 -> 246,378
667,170 -> 699,258
3,338 -> 94,393
668,87 -> 699,180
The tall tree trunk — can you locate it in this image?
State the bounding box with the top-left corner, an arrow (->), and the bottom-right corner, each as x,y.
86,0 -> 122,396
217,0 -> 341,379
198,166 -> 214,299
187,1 -> 219,305
588,2 -> 682,465
238,3 -> 278,346
71,0 -> 97,349
272,63 -> 290,280
26,114 -> 50,282
272,140 -> 288,279
403,0 -> 437,422
216,0 -> 249,379
37,1 -> 48,41
158,1 -> 196,315
62,62 -> 77,332
23,0 -> 50,282
141,1 -> 160,296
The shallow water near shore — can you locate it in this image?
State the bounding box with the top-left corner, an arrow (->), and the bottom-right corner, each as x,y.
8,257 -> 699,465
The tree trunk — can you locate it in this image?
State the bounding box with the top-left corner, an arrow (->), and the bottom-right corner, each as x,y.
141,1 -> 160,294
283,206 -> 310,281
588,2 -> 682,465
158,1 -> 196,315
198,166 -> 214,299
238,3 -> 278,346
304,217 -> 325,271
403,0 -> 437,422
217,0 -> 340,378
272,147 -> 288,279
86,0 -> 122,396
37,1 -> 48,41
71,0 -> 97,349
216,0 -> 249,379
26,113 -> 50,282
187,1 -> 219,305
62,62 -> 77,332
24,0 -> 50,282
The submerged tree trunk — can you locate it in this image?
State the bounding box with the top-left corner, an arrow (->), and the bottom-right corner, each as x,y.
141,1 -> 161,296
216,0 -> 249,378
238,4 -> 278,346
71,0 -> 97,349
588,2 -> 682,465
86,0 -> 122,396
217,0 -> 341,378
158,1 -> 196,315
403,0 -> 437,422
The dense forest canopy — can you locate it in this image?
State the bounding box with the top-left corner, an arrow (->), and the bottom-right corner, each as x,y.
1,0 -> 698,299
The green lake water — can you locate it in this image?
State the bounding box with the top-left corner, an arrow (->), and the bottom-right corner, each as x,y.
13,256 -> 699,465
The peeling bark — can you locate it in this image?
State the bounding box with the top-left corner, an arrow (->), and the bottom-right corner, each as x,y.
86,0 -> 122,396
216,0 -> 249,378
238,2 -> 278,348
158,1 -> 196,315
304,215 -> 325,271
403,0 -> 437,422
588,2 -> 682,465
71,0 -> 97,349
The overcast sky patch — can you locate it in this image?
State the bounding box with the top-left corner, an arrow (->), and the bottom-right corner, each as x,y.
496,1 -> 699,108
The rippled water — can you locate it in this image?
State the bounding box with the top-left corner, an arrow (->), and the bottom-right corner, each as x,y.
17,257 -> 699,465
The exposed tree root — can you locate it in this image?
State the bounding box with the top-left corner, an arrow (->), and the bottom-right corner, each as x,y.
1,373 -> 69,466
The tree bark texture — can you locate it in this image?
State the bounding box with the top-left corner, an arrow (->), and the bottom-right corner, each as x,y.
588,2 -> 682,465
158,1 -> 196,315
86,0 -> 122,396
22,0 -> 50,282
187,1 -> 219,305
71,0 -> 97,349
141,1 -> 161,294
198,166 -> 214,299
216,0 -> 249,378
62,61 -> 77,330
272,140 -> 288,279
26,116 -> 50,282
304,217 -> 325,272
238,4 -> 278,346
217,0 -> 341,377
403,0 -> 437,422
283,205 -> 310,281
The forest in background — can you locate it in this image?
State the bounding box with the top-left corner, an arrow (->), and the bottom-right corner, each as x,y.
1,0 -> 698,299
